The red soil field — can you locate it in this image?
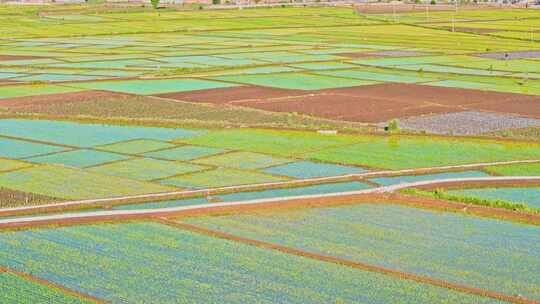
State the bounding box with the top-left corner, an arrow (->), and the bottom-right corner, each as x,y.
470,98 -> 540,118
238,92 -> 455,123
238,83 -> 540,122
321,83 -> 534,106
156,85 -> 307,104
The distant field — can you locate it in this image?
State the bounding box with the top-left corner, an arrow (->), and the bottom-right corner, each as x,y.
0,5 -> 539,134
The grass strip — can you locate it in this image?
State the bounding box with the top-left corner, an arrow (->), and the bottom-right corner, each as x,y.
401,188 -> 540,214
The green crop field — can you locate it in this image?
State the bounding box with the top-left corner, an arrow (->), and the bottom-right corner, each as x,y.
96,139 -> 176,155
0,4 -> 540,303
447,187 -> 540,210
28,149 -> 128,168
0,222 -> 510,303
193,151 -> 292,170
0,165 -> 175,199
307,135 -> 540,169
185,203 -> 540,301
144,145 -> 226,161
0,271 -> 92,304
88,157 -> 208,181
181,129 -> 362,157
485,162 -> 540,176
160,167 -> 287,188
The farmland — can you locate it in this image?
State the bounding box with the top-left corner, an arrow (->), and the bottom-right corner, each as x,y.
0,3 -> 539,303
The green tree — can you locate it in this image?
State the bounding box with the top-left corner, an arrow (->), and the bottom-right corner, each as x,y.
151,0 -> 160,9
387,119 -> 400,133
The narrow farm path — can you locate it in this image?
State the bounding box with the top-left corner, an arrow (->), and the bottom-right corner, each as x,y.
1,159 -> 539,217
1,175 -> 539,230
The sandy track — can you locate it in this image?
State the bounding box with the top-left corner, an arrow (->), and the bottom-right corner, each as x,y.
159,219 -> 538,304
1,159 -> 539,218
1,176 -> 539,230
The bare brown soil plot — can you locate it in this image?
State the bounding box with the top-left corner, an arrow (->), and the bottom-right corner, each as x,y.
471,98 -> 540,119
236,83 -> 540,123
0,188 -> 60,209
237,92 -> 442,123
156,85 -> 307,104
342,104 -> 459,123
0,90 -> 133,108
322,83 -> 533,106
238,84 -> 466,123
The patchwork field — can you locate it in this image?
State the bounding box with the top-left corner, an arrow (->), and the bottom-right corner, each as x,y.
0,221 -> 508,304
184,203 -> 540,300
0,5 -> 539,135
1,4 -> 540,304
